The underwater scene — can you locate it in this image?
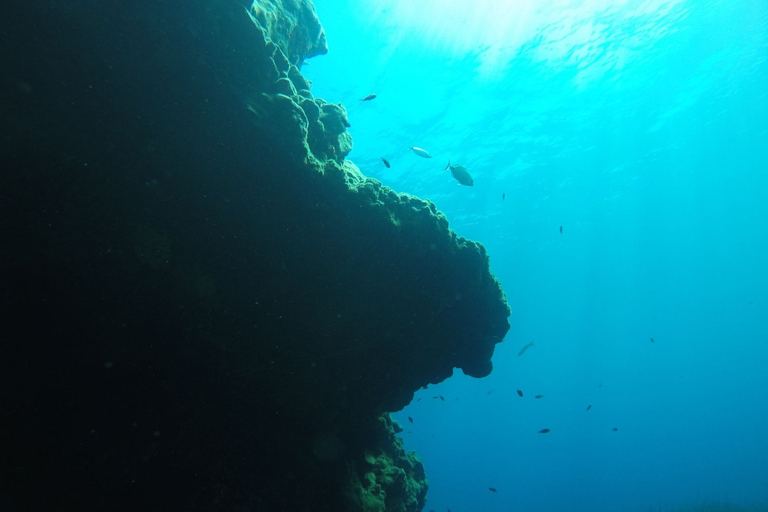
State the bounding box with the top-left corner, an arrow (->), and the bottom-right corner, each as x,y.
0,0 -> 766,511
306,1 -> 768,511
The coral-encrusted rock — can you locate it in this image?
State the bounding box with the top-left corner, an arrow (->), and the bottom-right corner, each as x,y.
0,1 -> 509,511
343,415 -> 428,512
337,130 -> 354,159
269,41 -> 291,74
274,76 -> 297,96
288,64 -> 311,90
300,97 -> 321,122
320,102 -> 352,135
248,0 -> 328,65
240,7 -> 353,166
247,92 -> 310,160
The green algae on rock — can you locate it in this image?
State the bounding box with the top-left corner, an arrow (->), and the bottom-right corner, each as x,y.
0,1 -> 509,511
246,0 -> 328,65
344,415 -> 428,512
241,11 -> 354,165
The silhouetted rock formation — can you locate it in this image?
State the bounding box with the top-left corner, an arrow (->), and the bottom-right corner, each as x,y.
0,1 -> 510,511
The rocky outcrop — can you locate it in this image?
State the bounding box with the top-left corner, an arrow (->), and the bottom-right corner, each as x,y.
241,7 -> 352,164
247,0 -> 328,65
343,415 -> 428,512
0,1 -> 509,511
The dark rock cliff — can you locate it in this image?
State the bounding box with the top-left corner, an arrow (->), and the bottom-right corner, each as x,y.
0,1 -> 510,511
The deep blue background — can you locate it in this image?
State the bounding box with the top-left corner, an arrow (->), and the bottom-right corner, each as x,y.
303,1 -> 768,510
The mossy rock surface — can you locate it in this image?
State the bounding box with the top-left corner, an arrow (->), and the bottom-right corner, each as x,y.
0,1 -> 508,511
343,415 -> 428,512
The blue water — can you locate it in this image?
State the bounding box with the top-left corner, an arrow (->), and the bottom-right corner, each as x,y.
304,1 -> 768,511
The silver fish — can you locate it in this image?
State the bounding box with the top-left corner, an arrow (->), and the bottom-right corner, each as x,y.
409,146 -> 433,158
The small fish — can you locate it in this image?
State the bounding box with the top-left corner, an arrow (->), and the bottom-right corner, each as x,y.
409,146 -> 433,158
586,404 -> 592,411
612,427 -> 619,432
534,394 -> 544,399
538,428 -> 551,434
445,159 -> 474,186
502,193 -> 506,201
650,337 -> 655,343
516,389 -> 523,397
517,341 -> 534,356
487,390 -> 493,395
360,94 -> 377,101
408,416 -> 413,423
439,395 -> 445,402
432,396 -> 439,399
489,487 -> 498,493
559,225 -> 563,234
381,157 -> 390,168
416,398 -> 422,401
